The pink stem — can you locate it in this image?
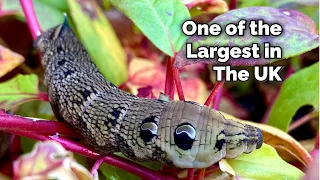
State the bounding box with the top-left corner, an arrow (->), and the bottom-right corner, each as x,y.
90,156 -> 105,175
288,112 -> 318,132
164,57 -> 175,99
37,92 -> 49,102
171,55 -> 185,101
204,81 -> 224,107
261,66 -> 294,124
212,89 -> 223,110
173,67 -> 185,101
187,169 -> 194,180
5,129 -> 175,180
19,0 -> 42,39
0,112 -> 79,138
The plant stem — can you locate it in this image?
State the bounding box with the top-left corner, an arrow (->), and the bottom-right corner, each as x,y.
229,0 -> 237,10
37,92 -> 49,101
0,112 -> 79,138
171,55 -> 185,101
164,56 -> 175,99
195,169 -> 206,180
5,129 -> 175,180
90,156 -> 105,175
173,67 -> 184,101
204,81 -> 224,107
165,55 -> 185,101
187,169 -> 194,180
20,0 -> 42,39
288,112 -> 318,132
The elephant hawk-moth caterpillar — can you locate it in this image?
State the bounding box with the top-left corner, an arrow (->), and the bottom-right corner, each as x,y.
34,21 -> 263,169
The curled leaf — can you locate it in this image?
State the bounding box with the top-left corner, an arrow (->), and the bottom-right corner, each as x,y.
0,45 -> 24,78
13,141 -> 93,180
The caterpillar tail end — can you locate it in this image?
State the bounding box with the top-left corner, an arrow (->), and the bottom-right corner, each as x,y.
256,128 -> 263,149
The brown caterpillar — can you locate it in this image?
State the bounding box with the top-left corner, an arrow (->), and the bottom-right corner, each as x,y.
34,21 -> 263,168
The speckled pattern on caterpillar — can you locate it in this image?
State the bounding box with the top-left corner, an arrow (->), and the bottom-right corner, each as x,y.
34,21 -> 263,168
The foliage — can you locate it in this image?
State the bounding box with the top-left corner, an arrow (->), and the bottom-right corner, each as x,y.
0,0 -> 318,180
267,62 -> 319,131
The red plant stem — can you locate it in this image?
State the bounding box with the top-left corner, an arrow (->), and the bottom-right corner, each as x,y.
288,112 -> 318,132
4,129 -> 175,180
314,132 -> 319,150
0,113 -> 79,138
90,156 -> 105,175
213,88 -> 223,110
261,66 -> 294,124
173,67 -> 185,101
195,169 -> 206,180
19,0 -> 42,39
187,169 -> 194,180
203,165 -> 220,177
204,81 -> 225,107
170,55 -> 185,101
164,57 -> 175,99
165,55 -> 185,101
37,92 -> 49,102
229,0 -> 237,10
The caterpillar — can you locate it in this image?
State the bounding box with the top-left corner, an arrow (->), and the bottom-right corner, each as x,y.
34,21 -> 263,169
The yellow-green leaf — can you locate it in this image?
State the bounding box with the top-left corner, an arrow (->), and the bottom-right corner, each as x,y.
0,74 -> 40,110
224,144 -> 304,180
68,0 -> 127,86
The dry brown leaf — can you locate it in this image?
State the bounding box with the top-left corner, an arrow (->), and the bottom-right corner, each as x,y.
0,45 -> 24,78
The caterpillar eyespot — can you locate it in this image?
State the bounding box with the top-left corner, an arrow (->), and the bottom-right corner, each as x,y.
35,22 -> 263,169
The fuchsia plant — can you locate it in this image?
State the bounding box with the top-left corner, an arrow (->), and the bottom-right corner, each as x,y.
0,0 -> 318,179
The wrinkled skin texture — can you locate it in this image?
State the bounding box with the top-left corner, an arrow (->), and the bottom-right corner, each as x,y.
34,22 -> 263,168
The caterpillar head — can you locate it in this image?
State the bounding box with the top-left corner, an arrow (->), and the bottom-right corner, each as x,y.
154,101 -> 263,168
34,14 -> 79,56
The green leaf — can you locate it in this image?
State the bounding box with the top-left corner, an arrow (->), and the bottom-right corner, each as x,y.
68,0 -> 127,86
175,7 -> 319,68
0,74 -> 41,110
238,0 -> 269,7
267,62 -> 319,131
2,0 -> 67,30
226,144 -> 304,179
109,0 -> 191,56
15,101 -> 54,120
